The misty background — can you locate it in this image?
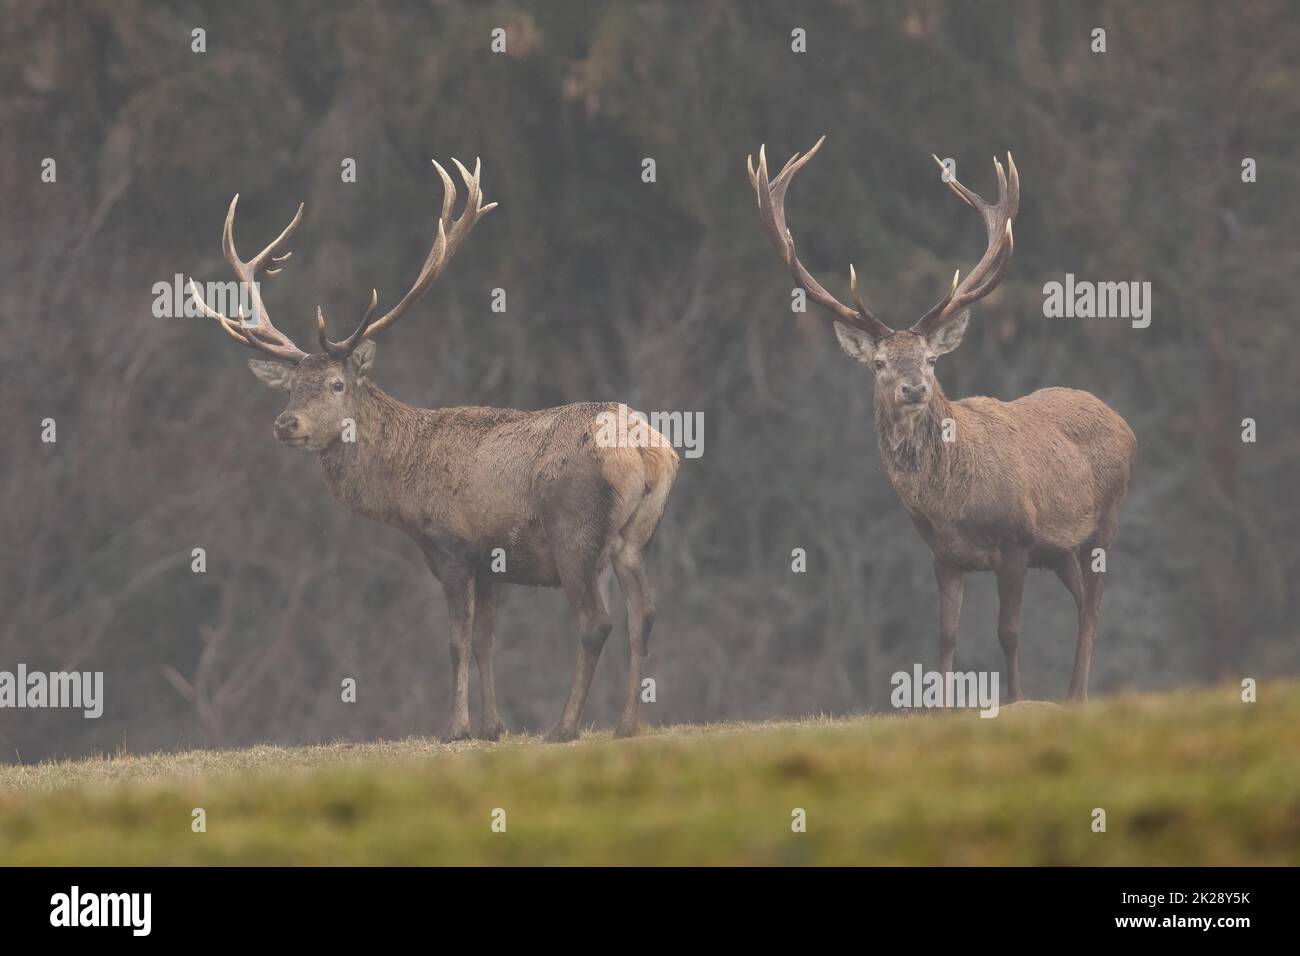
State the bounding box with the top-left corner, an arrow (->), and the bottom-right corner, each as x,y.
3,0 -> 1298,762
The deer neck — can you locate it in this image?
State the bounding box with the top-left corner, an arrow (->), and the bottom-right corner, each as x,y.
317,381 -> 431,528
873,383 -> 964,515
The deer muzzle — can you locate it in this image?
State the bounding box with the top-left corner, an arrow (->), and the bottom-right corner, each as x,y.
897,381 -> 930,406
273,412 -> 309,446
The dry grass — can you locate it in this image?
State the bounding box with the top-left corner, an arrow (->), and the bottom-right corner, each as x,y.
1,683 -> 1296,865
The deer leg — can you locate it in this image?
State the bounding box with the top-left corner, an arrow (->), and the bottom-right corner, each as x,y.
547,567 -> 612,743
934,561 -> 964,705
611,541 -> 656,739
995,552 -> 1028,703
439,569 -> 475,742
471,576 -> 505,741
1068,547 -> 1105,701
1052,552 -> 1086,701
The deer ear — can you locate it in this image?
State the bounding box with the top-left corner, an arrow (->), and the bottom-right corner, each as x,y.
349,340 -> 376,377
248,358 -> 294,390
833,321 -> 880,364
927,309 -> 970,355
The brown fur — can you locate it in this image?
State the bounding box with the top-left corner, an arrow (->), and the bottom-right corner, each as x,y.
256,349 -> 678,741
837,323 -> 1136,701
752,139 -> 1134,702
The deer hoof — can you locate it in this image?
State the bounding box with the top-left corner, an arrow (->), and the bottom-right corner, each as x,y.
545,725 -> 580,744
614,721 -> 640,739
477,720 -> 506,742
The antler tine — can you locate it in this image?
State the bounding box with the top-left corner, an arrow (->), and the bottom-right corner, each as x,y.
188,278 -> 249,344
221,195 -> 304,273
961,220 -> 1015,301
747,136 -> 893,340
913,152 -> 1019,335
318,289 -> 378,358
198,195 -> 309,361
914,269 -> 962,330
265,250 -> 293,276
188,278 -> 306,363
433,158 -> 458,231
318,157 -> 497,356
849,264 -> 873,321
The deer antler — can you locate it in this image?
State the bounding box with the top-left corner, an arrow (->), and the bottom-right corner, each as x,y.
747,136 -> 893,340
911,152 -> 1019,335
317,157 -> 498,358
189,195 -> 309,363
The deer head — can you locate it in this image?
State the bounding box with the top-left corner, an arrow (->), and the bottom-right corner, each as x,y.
747,137 -> 1018,420
189,158 -> 496,450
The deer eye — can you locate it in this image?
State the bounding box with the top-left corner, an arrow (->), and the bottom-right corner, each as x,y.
873,358 -> 886,371
926,356 -> 937,366
331,380 -> 345,393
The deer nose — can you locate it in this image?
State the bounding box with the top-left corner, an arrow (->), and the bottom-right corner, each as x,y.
898,382 -> 929,405
274,412 -> 300,436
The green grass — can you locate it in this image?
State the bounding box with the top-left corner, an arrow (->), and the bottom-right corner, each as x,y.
2,682 -> 1298,865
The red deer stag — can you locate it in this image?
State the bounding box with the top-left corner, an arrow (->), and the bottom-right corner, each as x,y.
188,159 -> 678,741
747,137 -> 1135,702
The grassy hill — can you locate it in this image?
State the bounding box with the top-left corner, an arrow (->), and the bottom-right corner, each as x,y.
1,682 -> 1297,865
